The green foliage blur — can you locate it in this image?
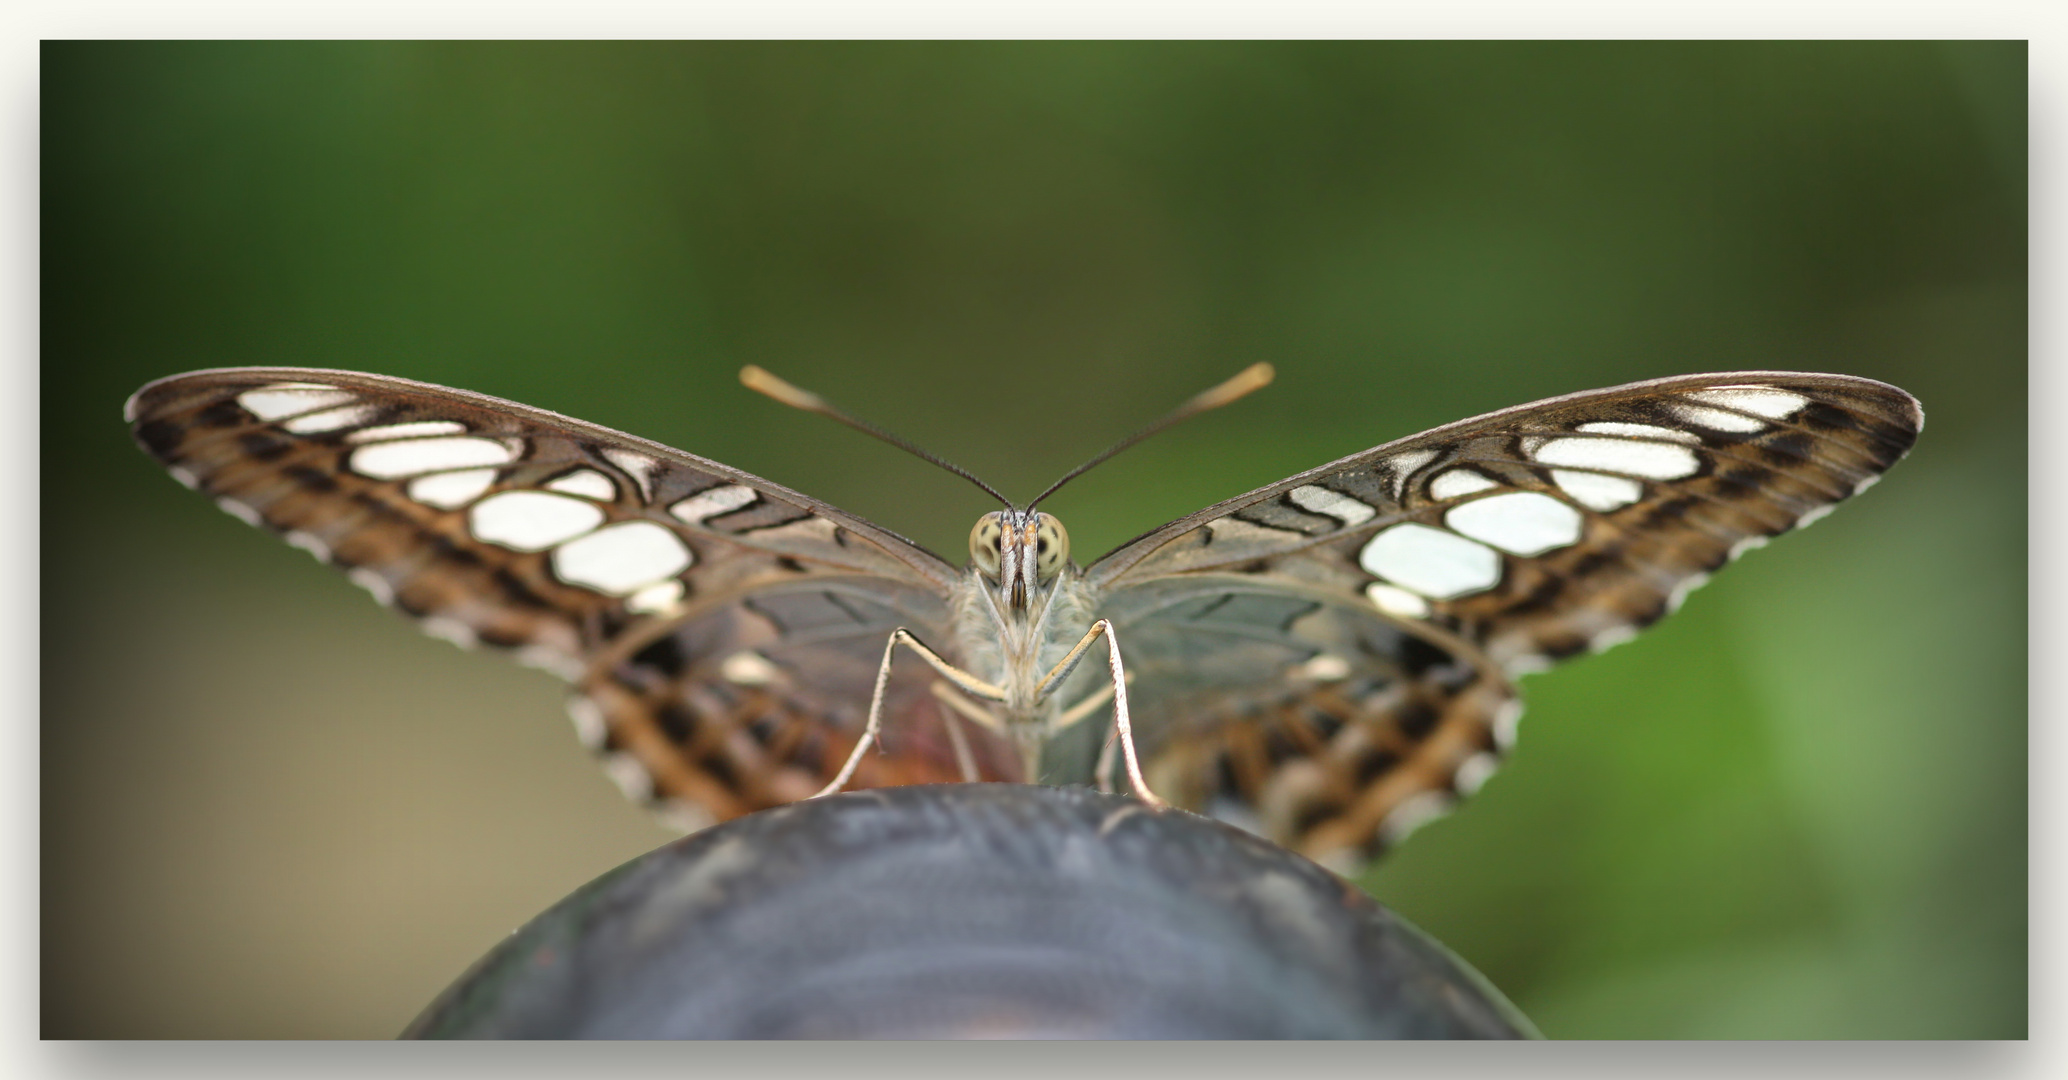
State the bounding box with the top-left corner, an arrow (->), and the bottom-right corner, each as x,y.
42,41 -> 2024,1038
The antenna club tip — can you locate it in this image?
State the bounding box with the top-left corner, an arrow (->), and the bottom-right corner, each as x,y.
739,365 -> 824,409
1193,361 -> 1276,409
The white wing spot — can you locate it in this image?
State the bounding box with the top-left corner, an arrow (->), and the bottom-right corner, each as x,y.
283,403 -> 380,434
1365,582 -> 1431,619
1493,699 -> 1524,750
1589,623 -> 1640,654
1287,485 -> 1376,526
1379,790 -> 1455,846
1443,491 -> 1583,556
601,448 -> 659,502
1531,436 -> 1699,480
1852,474 -> 1882,496
1294,653 -> 1353,681
345,420 -> 468,443
284,530 -> 331,563
347,567 -> 395,607
517,645 -> 586,682
601,752 -> 655,801
469,490 -> 605,551
421,616 -> 479,650
551,521 -> 692,594
1383,449 -> 1439,499
1575,421 -> 1702,444
1668,402 -> 1767,434
655,800 -> 717,834
1428,468 -> 1498,501
1666,571 -> 1712,613
567,695 -> 607,748
721,650 -> 781,686
237,384 -> 354,421
1454,752 -> 1500,797
625,579 -> 686,616
670,484 -> 758,525
1683,386 -> 1810,419
1506,653 -> 1552,677
1728,534 -> 1770,561
1359,523 -> 1502,599
1793,503 -> 1836,531
350,436 -> 517,480
546,468 -> 617,501
215,497 -> 262,527
1552,469 -> 1644,511
167,466 -> 200,490
407,468 -> 498,510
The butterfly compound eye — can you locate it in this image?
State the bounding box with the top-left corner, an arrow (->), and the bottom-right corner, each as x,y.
969,513 -> 1005,579
1033,515 -> 1069,582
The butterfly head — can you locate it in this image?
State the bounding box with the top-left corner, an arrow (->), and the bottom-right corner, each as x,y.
970,509 -> 1070,611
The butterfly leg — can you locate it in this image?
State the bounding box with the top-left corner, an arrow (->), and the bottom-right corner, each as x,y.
1034,619 -> 1165,808
928,680 -> 1007,782
814,628 -> 1005,799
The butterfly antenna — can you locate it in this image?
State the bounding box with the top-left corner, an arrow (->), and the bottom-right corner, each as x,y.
741,365 -> 1015,508
1028,362 -> 1275,510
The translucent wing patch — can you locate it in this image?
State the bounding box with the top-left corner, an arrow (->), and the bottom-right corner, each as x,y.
1093,574 -> 1516,871
126,367 -> 983,829
577,575 -> 1023,827
1089,372 -> 1922,866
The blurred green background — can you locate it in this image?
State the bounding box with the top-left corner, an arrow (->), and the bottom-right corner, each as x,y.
42,41 -> 2025,1039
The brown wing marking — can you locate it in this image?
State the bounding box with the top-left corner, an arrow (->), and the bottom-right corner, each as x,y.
127,367 -> 989,833
130,375 -> 630,671
1090,373 -> 1922,676
1426,377 -> 1922,670
1092,372 -> 1923,865
126,368 -> 960,686
1140,629 -> 1516,872
1091,573 -> 1514,868
574,591 -> 1023,827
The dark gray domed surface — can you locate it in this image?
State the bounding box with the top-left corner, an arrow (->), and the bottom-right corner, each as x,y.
404,784 -> 1534,1039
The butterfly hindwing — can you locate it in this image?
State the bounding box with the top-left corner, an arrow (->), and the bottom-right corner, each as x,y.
126,367 -> 1013,827
574,572 -> 1026,827
1091,573 -> 1516,870
1089,372 -> 1922,866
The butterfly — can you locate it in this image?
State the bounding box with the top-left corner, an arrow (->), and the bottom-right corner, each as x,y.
127,366 -> 1921,870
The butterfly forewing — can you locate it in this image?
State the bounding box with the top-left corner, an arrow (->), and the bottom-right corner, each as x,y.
1089,372 -> 1921,867
126,368 -> 1014,828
